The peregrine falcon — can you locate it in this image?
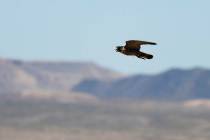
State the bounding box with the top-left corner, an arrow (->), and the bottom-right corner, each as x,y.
116,40 -> 157,60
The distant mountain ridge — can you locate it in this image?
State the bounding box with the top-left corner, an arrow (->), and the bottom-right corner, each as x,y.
0,58 -> 210,101
73,68 -> 210,100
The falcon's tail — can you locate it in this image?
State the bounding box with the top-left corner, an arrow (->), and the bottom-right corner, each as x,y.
137,52 -> 153,59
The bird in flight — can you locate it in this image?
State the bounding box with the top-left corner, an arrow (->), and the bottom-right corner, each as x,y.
116,40 -> 157,60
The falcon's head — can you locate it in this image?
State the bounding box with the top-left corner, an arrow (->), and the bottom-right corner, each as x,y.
115,46 -> 123,52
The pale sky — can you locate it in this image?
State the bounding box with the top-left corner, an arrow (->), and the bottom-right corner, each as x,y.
0,0 -> 210,74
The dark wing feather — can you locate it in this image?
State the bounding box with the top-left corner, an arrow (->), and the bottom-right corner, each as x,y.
125,40 -> 141,50
125,40 -> 157,50
137,40 -> 157,45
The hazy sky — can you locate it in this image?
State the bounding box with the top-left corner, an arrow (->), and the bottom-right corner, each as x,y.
0,0 -> 209,74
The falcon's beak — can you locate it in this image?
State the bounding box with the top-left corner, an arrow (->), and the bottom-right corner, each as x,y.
115,47 -> 121,52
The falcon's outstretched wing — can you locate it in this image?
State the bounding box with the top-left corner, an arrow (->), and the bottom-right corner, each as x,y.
125,40 -> 157,50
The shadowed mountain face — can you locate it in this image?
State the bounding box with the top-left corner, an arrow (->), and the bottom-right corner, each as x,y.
73,68 -> 210,100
